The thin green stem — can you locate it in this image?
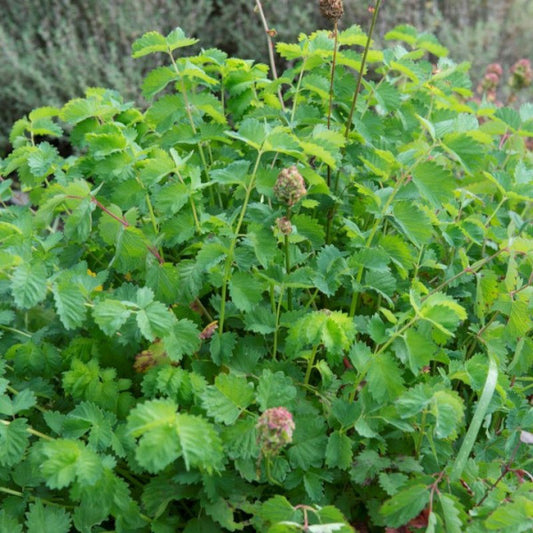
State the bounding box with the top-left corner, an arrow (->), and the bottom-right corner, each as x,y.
168,50 -> 213,203
304,345 -> 320,386
0,419 -> 53,441
349,173 -> 408,316
290,65 -> 306,123
219,150 -> 263,334
284,234 -> 292,311
0,324 -> 31,338
345,0 -> 383,138
272,286 -> 285,360
327,22 -> 339,132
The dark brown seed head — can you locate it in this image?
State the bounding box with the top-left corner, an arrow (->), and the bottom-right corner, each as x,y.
319,0 -> 344,22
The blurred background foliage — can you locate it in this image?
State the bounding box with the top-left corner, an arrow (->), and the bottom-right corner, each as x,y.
1,0 -> 532,153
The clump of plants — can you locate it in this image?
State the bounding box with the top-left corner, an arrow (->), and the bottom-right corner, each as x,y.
0,2 -> 532,531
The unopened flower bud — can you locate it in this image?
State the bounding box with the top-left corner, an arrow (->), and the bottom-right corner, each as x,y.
276,216 -> 292,235
273,166 -> 306,207
509,59 -> 533,90
256,407 -> 295,457
320,0 -> 344,22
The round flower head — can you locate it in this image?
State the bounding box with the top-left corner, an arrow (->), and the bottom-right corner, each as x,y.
319,0 -> 344,22
256,407 -> 295,457
273,166 -> 307,207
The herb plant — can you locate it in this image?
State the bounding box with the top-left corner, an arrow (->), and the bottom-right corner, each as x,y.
0,10 -> 532,533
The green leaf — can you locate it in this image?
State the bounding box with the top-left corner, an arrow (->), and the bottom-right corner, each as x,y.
392,202 -> 433,247
127,399 -> 222,473
52,280 -> 86,330
412,160 -> 455,207
0,419 -> 29,467
136,301 -> 175,341
288,415 -> 327,469
229,271 -> 264,312
11,262 -> 48,309
163,319 -> 201,361
259,495 -> 299,525
93,299 -> 132,336
210,160 -> 250,187
438,493 -> 465,533
380,484 -> 430,528
132,28 -> 198,58
25,500 -> 71,533
366,352 -> 404,402
27,142 -> 60,178
484,496 -> 533,531
325,431 -> 352,470
202,373 -> 255,425
0,510 -> 22,533
430,390 -> 464,439
142,66 -> 177,99
256,370 -> 297,411
39,439 -> 103,489
139,149 -> 175,186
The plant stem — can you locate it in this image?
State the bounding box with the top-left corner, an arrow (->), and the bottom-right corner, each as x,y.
284,234 -> 292,311
290,65 -> 306,123
0,419 -> 53,441
219,150 -> 263,334
304,345 -> 320,386
0,324 -> 31,338
327,21 -> 339,132
254,0 -> 285,111
272,286 -> 285,360
349,173 -> 407,316
168,51 -> 213,203
345,0 -> 383,138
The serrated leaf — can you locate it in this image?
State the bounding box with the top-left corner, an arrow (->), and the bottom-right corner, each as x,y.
139,149 -> 175,186
380,484 -> 430,528
229,271 -> 264,312
430,390 -> 464,438
0,510 -> 23,533
132,28 -> 198,58
259,495 -> 299,524
366,352 -> 404,402
52,280 -> 86,330
484,495 -> 533,531
25,500 -> 71,533
127,399 -> 222,473
392,202 -> 432,246
11,262 -> 48,309
136,301 -> 175,341
412,160 -> 455,207
201,373 -> 255,425
325,431 -> 352,470
288,415 -> 327,469
27,142 -> 60,178
163,319 -> 201,361
0,419 -> 29,467
210,160 -> 250,186
256,370 -> 297,411
142,66 -> 177,99
438,493 -> 464,533
93,299 -> 132,336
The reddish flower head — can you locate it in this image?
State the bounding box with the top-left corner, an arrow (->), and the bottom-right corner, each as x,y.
256,407 -> 295,457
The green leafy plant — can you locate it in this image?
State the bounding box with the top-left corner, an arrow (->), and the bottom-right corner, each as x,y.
0,7 -> 532,532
